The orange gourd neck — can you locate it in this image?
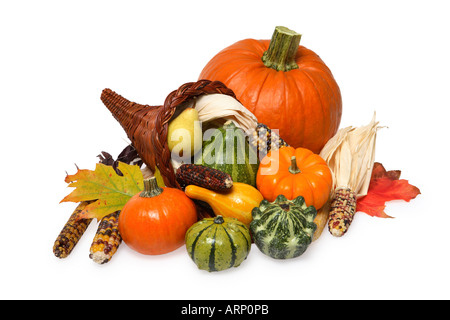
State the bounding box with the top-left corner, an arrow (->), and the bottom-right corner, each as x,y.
140,177 -> 163,198
262,26 -> 302,72
288,156 -> 301,175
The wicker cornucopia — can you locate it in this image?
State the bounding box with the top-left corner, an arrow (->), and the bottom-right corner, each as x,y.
101,80 -> 238,189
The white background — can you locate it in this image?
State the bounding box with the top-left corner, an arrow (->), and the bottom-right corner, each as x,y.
1,0 -> 448,300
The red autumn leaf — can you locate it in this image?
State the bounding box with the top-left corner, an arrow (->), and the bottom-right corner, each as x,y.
371,162 -> 401,180
356,162 -> 420,218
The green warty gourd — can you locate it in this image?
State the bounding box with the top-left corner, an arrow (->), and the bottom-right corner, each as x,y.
250,195 -> 317,259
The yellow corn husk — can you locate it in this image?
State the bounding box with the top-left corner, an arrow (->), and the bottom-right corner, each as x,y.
193,93 -> 258,133
89,211 -> 122,264
53,201 -> 93,258
320,113 -> 383,237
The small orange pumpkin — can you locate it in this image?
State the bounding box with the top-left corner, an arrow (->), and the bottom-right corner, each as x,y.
256,146 -> 332,209
119,177 -> 197,255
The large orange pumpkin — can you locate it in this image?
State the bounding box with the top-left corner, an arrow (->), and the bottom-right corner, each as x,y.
256,146 -> 332,210
199,26 -> 342,153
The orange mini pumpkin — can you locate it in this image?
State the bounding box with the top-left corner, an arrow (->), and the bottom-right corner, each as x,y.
119,177 -> 197,255
256,146 -> 332,210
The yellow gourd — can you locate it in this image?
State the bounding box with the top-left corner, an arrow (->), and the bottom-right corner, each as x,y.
185,183 -> 264,226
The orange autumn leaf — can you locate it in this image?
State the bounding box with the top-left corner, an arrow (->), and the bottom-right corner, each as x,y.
60,162 -> 144,221
356,162 -> 420,218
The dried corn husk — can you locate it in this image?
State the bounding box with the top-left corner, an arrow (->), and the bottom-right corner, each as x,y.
194,94 -> 258,133
170,93 -> 258,133
319,113 -> 383,236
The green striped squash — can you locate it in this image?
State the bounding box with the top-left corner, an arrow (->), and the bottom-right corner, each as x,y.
185,215 -> 251,272
250,195 -> 317,259
195,121 -> 259,187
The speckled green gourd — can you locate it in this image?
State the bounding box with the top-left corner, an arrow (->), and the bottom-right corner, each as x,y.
250,195 -> 317,259
195,121 -> 259,187
185,215 -> 251,272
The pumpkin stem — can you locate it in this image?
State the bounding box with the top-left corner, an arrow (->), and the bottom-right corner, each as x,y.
140,177 -> 163,198
289,156 -> 301,174
214,215 -> 225,224
262,26 -> 302,72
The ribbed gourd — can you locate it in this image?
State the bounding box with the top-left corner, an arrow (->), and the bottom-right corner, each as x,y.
185,215 -> 251,272
195,120 -> 259,187
250,195 -> 317,259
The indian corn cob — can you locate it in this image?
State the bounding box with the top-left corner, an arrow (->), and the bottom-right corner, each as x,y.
327,188 -> 357,237
176,164 -> 233,191
250,123 -> 289,161
320,113 -> 381,237
53,201 -> 93,258
89,211 -> 122,264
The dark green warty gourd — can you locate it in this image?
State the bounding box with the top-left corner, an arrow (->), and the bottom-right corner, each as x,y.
250,195 -> 317,259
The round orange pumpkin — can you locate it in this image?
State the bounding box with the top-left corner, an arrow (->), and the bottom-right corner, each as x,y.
256,146 -> 332,210
119,177 -> 197,255
199,26 -> 342,153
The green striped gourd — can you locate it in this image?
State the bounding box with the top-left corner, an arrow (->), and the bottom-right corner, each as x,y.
195,121 -> 259,187
250,195 -> 317,259
185,215 -> 251,272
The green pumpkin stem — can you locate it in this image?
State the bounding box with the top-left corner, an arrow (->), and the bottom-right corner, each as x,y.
140,177 -> 163,198
262,26 -> 302,72
289,156 -> 301,174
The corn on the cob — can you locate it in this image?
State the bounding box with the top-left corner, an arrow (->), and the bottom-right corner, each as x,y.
250,123 -> 289,161
328,188 -> 357,237
89,211 -> 122,264
176,164 -> 233,191
53,201 -> 93,258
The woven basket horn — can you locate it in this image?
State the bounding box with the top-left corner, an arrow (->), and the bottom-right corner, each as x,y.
100,79 -> 237,189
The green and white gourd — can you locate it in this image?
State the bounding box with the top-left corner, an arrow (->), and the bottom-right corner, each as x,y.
185,215 -> 251,272
250,195 -> 317,259
195,121 -> 259,187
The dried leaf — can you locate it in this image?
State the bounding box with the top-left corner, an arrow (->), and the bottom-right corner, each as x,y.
153,165 -> 166,188
60,162 -> 144,220
97,144 -> 142,176
371,162 -> 401,180
356,162 -> 420,218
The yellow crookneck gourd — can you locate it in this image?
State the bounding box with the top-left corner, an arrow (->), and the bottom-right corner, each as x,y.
167,107 -> 202,158
185,183 -> 264,226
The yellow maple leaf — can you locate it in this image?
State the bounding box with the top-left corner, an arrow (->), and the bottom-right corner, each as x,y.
153,165 -> 166,189
60,162 -> 144,220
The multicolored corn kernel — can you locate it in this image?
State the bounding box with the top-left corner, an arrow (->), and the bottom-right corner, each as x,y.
250,123 -> 289,160
176,164 -> 233,191
89,211 -> 122,264
53,201 -> 93,258
328,188 -> 357,237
